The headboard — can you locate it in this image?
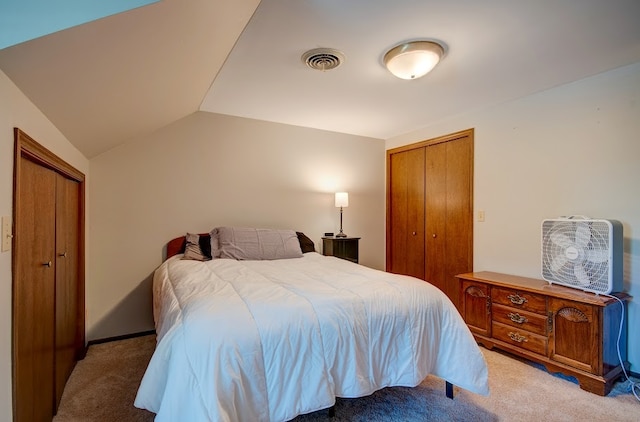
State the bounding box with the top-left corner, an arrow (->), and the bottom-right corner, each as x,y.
166,233 -> 209,260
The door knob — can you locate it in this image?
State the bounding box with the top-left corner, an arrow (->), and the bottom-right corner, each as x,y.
432,234 -> 437,238
59,252 -> 67,258
412,231 -> 417,236
43,261 -> 52,267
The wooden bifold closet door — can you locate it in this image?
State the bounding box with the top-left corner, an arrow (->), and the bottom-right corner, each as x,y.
54,173 -> 81,409
387,129 -> 473,309
13,129 -> 85,422
387,147 -> 426,279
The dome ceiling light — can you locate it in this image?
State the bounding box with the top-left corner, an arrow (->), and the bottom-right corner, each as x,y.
383,40 -> 444,80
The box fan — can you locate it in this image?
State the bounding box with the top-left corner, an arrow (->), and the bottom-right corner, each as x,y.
541,216 -> 623,294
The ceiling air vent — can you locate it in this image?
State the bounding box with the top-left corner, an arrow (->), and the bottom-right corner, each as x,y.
301,48 -> 345,71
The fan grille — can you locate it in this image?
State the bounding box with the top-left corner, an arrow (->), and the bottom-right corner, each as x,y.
301,48 -> 345,71
541,219 -> 613,293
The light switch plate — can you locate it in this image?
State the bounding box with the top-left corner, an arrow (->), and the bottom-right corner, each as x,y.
2,216 -> 11,252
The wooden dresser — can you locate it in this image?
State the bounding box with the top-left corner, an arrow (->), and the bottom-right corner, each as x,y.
457,271 -> 630,395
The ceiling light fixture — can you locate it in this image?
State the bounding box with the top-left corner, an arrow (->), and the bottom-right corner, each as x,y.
383,40 -> 444,80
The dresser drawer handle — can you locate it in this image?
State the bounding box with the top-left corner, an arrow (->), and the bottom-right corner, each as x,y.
508,312 -> 528,324
508,332 -> 528,343
507,293 -> 528,305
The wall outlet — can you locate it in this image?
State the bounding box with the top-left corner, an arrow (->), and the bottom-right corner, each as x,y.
2,216 -> 11,252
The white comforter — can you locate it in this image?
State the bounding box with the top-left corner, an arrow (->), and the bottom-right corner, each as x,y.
134,253 -> 489,421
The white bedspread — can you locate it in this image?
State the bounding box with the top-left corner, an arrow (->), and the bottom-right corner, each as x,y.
134,253 -> 489,421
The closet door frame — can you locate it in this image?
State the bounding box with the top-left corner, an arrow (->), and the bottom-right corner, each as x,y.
12,128 -> 86,418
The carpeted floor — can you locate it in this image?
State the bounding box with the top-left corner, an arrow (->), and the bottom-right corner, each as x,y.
54,335 -> 639,421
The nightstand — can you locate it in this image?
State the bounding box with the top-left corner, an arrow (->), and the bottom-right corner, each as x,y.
322,236 -> 360,263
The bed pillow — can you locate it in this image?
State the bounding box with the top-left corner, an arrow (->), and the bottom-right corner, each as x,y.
296,232 -> 316,253
182,232 -> 212,261
210,230 -> 220,258
211,227 -> 303,260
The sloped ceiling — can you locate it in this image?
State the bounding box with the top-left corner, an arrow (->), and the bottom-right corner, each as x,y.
0,0 -> 260,157
0,0 -> 160,49
1,0 -> 640,158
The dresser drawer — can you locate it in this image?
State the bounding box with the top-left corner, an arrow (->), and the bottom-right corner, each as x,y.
492,322 -> 547,355
492,286 -> 546,314
492,303 -> 548,335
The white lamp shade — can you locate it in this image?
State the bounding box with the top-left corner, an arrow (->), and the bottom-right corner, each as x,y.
335,192 -> 349,208
384,41 -> 444,80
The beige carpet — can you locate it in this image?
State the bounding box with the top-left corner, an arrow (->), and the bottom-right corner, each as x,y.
54,335 -> 639,421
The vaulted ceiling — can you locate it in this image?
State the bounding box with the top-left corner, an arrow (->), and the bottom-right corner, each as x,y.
0,0 -> 260,157
1,0 -> 640,158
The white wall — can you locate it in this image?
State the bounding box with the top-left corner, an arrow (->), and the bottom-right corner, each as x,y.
387,62 -> 640,372
0,69 -> 89,422
88,111 -> 385,340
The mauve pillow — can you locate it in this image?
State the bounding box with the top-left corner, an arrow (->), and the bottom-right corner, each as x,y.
212,227 -> 303,260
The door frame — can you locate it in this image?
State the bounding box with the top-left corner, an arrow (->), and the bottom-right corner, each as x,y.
12,128 -> 86,417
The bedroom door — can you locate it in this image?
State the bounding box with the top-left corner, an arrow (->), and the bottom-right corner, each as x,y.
13,157 -> 57,421
386,129 -> 473,309
13,128 -> 85,421
54,173 -> 82,408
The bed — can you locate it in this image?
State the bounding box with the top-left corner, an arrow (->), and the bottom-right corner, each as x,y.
134,227 -> 489,421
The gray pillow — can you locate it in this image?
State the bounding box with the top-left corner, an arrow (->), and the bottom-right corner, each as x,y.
211,227 -> 303,260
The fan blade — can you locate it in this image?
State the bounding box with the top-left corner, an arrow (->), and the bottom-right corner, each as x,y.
574,222 -> 591,249
574,264 -> 591,286
586,248 -> 608,263
551,254 -> 568,272
550,232 -> 572,249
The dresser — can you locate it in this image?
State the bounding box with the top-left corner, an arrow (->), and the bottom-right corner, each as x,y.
457,271 -> 630,396
322,236 -> 359,263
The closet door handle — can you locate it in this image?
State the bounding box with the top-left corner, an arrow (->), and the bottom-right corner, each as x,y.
432,233 -> 437,238
412,231 -> 417,236
43,261 -> 52,267
59,252 -> 67,258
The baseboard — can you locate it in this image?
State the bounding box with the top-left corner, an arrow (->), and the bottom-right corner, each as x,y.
87,330 -> 156,346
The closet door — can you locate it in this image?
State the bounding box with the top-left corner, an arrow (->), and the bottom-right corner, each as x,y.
425,141 -> 446,289
54,174 -> 81,408
425,135 -> 473,309
387,147 -> 425,279
13,128 -> 86,421
387,129 -> 473,308
14,157 -> 57,421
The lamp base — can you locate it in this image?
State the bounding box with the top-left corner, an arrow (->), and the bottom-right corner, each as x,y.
337,205 -> 347,238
